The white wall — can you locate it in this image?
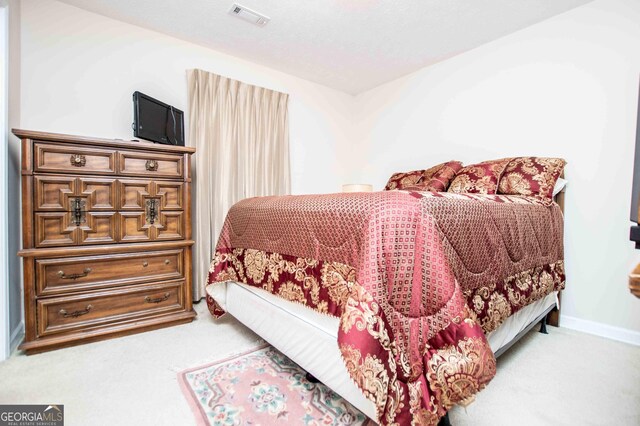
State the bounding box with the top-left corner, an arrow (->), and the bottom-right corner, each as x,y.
5,0 -> 21,355
0,0 -> 9,361
354,0 -> 640,336
19,0 -> 355,196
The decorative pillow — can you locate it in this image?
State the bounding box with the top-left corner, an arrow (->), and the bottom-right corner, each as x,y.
384,161 -> 463,191
384,169 -> 425,190
447,158 -> 512,194
498,157 -> 567,203
421,163 -> 445,181
421,161 -> 463,191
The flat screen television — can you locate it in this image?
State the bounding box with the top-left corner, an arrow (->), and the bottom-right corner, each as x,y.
133,91 -> 185,146
630,82 -> 640,247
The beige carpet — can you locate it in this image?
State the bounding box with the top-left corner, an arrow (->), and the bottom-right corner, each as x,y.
0,302 -> 638,425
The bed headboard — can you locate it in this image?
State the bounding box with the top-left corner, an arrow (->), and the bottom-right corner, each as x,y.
547,171 -> 565,328
555,171 -> 565,214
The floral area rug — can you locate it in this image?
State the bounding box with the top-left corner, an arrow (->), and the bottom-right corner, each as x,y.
178,345 -> 374,426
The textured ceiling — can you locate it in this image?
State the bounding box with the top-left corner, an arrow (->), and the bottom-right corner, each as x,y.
58,0 -> 592,94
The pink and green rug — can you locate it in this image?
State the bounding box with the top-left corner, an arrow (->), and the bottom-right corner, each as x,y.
178,345 -> 374,425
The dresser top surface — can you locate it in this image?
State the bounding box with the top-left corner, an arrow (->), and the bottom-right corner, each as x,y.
13,129 -> 196,154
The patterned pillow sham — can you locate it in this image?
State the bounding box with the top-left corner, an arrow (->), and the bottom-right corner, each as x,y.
384,169 -> 425,190
447,158 -> 512,194
384,161 -> 463,191
421,161 -> 463,191
498,157 -> 567,204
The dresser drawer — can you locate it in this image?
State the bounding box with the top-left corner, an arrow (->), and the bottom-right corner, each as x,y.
34,143 -> 116,175
34,176 -> 117,211
34,211 -> 117,248
119,211 -> 184,243
118,151 -> 184,178
37,280 -> 185,337
35,250 -> 184,296
118,179 -> 184,211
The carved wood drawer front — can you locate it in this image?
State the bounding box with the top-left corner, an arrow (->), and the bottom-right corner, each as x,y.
36,280 -> 184,337
34,143 -> 116,175
118,211 -> 184,243
33,176 -> 75,211
118,179 -> 152,210
34,212 -> 77,247
35,211 -> 117,248
118,179 -> 184,211
155,181 -> 184,210
35,249 -> 184,296
155,211 -> 185,240
77,212 -> 118,245
118,151 -> 184,178
34,176 -> 117,211
78,178 -> 117,210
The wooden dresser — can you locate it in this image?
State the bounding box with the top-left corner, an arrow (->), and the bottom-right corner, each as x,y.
13,129 -> 197,354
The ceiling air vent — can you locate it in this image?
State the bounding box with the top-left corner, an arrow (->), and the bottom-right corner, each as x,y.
228,3 -> 270,27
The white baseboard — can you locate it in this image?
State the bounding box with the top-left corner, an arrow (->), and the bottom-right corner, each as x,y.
560,315 -> 640,346
9,321 -> 23,353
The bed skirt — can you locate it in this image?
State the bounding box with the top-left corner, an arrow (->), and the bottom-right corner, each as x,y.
208,282 -> 558,420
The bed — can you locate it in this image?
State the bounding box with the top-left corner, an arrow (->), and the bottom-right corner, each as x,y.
205,186 -> 565,425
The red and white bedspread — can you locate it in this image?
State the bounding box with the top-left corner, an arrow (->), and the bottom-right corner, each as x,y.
206,191 -> 565,425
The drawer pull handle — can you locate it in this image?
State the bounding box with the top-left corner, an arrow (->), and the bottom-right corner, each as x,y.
145,199 -> 158,225
142,261 -> 148,267
70,197 -> 86,227
57,268 -> 92,280
59,304 -> 93,318
145,293 -> 170,304
70,154 -> 86,167
145,160 -> 158,171
164,259 -> 170,265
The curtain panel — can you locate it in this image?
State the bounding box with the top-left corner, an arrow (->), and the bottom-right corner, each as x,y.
188,69 -> 290,300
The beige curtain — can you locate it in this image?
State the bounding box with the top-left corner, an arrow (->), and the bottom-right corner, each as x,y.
188,69 -> 290,300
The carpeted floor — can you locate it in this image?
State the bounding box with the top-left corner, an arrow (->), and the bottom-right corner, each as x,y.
0,301 -> 638,425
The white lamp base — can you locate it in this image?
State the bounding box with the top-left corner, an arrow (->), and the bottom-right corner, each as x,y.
342,184 -> 373,193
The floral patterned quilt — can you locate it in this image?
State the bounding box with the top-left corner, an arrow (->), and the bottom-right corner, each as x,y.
206,191 -> 565,426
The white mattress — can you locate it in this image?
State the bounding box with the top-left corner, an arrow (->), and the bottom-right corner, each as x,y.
208,282 -> 558,421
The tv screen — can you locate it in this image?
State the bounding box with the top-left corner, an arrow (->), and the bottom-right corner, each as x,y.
630,83 -> 640,247
630,83 -> 640,223
133,91 -> 185,146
